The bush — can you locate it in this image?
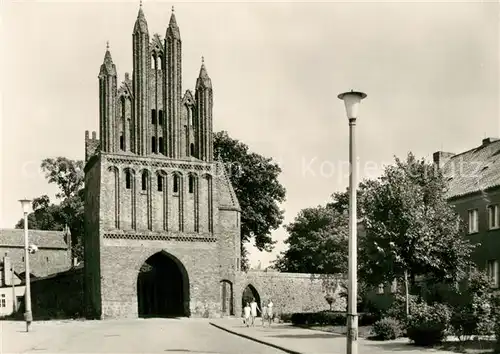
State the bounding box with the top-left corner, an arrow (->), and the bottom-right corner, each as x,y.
385,293 -> 419,326
449,271 -> 496,340
288,311 -> 377,327
372,317 -> 403,340
407,302 -> 452,346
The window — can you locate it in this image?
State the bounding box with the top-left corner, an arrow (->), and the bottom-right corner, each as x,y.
1,294 -> 5,308
190,143 -> 195,157
487,260 -> 499,288
151,55 -> 156,69
125,170 -> 131,189
157,56 -> 162,70
151,109 -> 157,124
159,137 -> 164,154
152,137 -> 157,153
173,175 -> 179,193
488,205 -> 499,229
468,209 -> 479,233
119,135 -> 124,150
377,283 -> 384,295
159,110 -> 163,125
157,175 -> 163,192
141,171 -> 148,191
189,175 -> 194,193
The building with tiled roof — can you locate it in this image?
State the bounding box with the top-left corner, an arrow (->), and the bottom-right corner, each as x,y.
434,137 -> 500,288
0,228 -> 72,278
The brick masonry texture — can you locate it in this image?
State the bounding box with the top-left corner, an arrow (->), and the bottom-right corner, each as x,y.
28,267 -> 84,320
235,271 -> 345,317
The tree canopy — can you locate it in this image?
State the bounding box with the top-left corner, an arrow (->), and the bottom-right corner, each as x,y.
274,204 -> 348,274
359,153 -> 475,287
274,152 -> 475,288
213,131 -> 287,268
16,158 -> 85,260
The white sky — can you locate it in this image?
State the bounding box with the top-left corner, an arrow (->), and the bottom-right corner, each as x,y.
1,0 -> 499,268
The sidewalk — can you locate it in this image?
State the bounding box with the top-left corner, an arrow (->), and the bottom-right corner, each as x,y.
209,318 -> 456,354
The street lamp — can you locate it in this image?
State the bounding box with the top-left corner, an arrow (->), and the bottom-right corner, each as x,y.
337,90 -> 367,354
19,199 -> 32,332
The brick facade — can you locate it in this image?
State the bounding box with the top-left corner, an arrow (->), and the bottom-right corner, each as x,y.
435,137 -> 500,287
83,6 -> 241,319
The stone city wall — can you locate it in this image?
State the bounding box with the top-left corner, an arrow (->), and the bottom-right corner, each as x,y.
235,270 -> 345,317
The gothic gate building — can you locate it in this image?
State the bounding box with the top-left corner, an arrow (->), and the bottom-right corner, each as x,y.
83,5 -> 241,319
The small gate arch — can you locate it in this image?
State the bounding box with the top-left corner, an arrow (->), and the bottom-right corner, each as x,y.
241,283 -> 261,317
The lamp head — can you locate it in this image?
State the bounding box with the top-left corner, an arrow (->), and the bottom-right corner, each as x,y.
19,199 -> 32,214
337,90 -> 367,119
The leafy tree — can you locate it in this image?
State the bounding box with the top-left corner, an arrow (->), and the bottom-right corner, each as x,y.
213,131 -> 286,269
274,204 -> 348,274
15,158 -> 85,261
40,157 -> 84,199
359,153 -> 475,314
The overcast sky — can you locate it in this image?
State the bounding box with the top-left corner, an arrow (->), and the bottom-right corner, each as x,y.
1,0 -> 499,268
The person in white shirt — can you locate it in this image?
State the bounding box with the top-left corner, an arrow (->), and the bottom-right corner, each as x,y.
243,302 -> 251,327
266,300 -> 274,326
249,298 -> 260,326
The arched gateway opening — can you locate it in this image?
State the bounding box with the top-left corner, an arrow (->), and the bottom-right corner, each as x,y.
137,252 -> 190,318
242,284 -> 261,317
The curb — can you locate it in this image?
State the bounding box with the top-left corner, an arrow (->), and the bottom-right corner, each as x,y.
209,322 -> 302,354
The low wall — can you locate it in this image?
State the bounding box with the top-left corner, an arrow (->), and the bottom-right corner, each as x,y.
235,271 -> 345,317
29,267 -> 84,320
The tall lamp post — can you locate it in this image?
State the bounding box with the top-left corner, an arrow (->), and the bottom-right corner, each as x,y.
19,199 -> 32,332
337,90 -> 367,354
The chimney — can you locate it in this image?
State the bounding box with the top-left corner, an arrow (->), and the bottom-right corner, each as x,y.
482,137 -> 499,146
433,151 -> 455,168
3,256 -> 11,286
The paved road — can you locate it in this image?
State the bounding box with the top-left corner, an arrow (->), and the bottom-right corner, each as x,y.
0,318 -> 285,354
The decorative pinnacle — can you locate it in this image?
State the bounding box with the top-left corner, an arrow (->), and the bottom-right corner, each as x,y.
140,0 -> 142,7
106,41 -> 109,50
201,56 -> 204,64
172,5 -> 174,12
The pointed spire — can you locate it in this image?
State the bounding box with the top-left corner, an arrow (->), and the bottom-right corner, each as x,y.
196,56 -> 211,88
166,5 -> 180,39
134,1 -> 149,34
169,5 -> 177,26
99,42 -> 116,76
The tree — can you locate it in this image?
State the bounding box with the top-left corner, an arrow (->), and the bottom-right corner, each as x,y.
40,157 -> 84,199
213,131 -> 286,269
15,158 -> 85,261
274,204 -> 348,274
359,153 -> 476,315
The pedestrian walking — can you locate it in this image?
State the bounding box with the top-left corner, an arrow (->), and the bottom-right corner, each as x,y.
249,298 -> 260,326
243,302 -> 251,327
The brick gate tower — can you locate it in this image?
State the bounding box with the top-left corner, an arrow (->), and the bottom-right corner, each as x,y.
83,5 -> 241,319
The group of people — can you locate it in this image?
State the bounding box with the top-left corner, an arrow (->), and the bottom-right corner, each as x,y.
243,298 -> 274,327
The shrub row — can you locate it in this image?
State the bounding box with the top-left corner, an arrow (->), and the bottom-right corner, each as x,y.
285,311 -> 378,326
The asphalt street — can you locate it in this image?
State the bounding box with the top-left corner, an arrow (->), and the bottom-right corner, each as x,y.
0,318 -> 285,354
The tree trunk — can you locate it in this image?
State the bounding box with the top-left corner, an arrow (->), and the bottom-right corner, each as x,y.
404,269 -> 409,317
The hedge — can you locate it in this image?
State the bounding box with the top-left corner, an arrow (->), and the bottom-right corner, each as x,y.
283,311 -> 378,326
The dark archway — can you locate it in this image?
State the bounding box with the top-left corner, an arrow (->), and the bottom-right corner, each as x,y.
242,284 -> 261,317
220,280 -> 234,316
137,252 -> 190,318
